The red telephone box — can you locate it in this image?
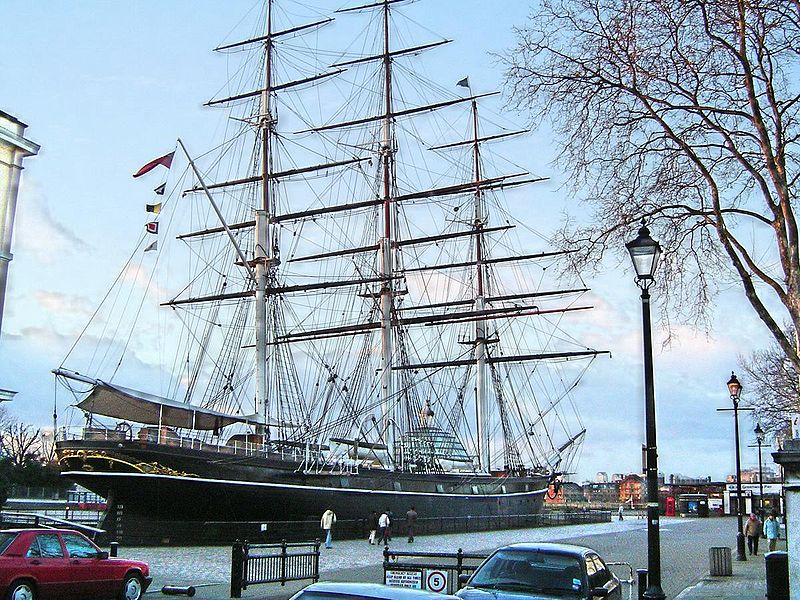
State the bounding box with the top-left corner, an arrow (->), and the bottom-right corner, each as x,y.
665,496 -> 676,517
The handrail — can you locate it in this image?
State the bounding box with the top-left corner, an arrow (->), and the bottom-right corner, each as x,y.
0,511 -> 106,535
606,561 -> 635,600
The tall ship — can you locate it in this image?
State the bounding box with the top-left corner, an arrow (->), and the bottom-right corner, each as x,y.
53,0 -> 607,544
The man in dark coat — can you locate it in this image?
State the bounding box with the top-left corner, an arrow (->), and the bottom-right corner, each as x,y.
406,506 -> 418,543
367,510 -> 379,545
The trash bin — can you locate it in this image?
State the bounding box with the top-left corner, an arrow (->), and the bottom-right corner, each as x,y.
709,547 -> 732,576
765,551 -> 789,600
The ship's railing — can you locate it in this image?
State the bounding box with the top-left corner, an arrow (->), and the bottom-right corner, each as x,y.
59,425 -> 307,462
230,538 -> 320,598
297,456 -> 361,476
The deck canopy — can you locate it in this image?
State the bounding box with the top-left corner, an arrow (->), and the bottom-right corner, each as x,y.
76,381 -> 263,430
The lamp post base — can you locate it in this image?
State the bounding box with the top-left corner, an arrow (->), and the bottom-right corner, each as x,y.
736,532 -> 747,561
643,585 -> 666,600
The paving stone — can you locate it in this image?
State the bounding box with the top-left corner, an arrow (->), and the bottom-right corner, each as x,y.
126,516 -> 776,599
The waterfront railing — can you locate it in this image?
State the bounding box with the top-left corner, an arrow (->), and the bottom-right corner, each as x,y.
230,539 -> 320,598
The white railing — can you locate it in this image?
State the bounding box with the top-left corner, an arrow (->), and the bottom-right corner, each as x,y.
58,425 -> 307,462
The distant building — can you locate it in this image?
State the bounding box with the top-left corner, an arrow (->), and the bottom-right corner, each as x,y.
669,474 -> 713,484
739,466 -> 780,483
618,473 -> 644,505
0,110 -> 39,337
584,481 -> 619,505
544,481 -> 587,506
594,472 -> 609,483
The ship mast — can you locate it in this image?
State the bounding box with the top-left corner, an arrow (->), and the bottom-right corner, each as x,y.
254,0 -> 274,433
379,0 -> 396,468
471,98 -> 490,472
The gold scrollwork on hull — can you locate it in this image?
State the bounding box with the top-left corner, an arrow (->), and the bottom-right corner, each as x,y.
58,449 -> 197,478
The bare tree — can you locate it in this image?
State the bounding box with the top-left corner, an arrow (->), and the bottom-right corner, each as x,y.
504,0 -> 800,365
0,405 -> 12,431
37,430 -> 57,464
0,420 -> 42,468
739,329 -> 799,438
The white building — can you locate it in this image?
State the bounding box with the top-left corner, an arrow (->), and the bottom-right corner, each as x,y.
0,110 -> 39,337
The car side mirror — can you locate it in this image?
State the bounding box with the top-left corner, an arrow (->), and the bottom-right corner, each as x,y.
458,574 -> 471,585
589,588 -> 609,598
96,551 -> 109,560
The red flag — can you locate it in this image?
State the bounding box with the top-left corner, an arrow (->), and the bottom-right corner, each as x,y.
146,222 -> 159,234
133,152 -> 175,178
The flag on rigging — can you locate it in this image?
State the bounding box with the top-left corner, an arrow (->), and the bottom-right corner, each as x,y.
144,240 -> 158,252
146,203 -> 162,214
456,77 -> 470,88
133,151 -> 175,178
146,222 -> 159,234
154,183 -> 166,195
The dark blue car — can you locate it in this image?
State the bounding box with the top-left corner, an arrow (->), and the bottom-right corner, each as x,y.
455,543 -> 623,599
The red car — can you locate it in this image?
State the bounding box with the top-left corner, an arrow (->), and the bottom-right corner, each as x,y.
0,528 -> 151,600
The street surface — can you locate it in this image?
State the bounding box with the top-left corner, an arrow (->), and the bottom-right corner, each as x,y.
129,516 -> 739,598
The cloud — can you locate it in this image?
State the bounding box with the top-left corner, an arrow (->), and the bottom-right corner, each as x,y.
31,290 -> 96,324
14,182 -> 89,261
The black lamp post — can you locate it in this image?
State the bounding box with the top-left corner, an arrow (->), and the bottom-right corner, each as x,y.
727,372 -> 747,561
626,223 -> 665,600
754,423 -> 765,515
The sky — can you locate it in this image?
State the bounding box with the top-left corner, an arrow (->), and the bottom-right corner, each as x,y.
0,0 -> 780,483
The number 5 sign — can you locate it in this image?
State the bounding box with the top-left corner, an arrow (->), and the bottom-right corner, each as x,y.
425,569 -> 448,593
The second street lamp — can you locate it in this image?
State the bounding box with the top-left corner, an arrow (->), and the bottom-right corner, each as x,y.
754,423 -> 765,515
626,222 -> 665,600
727,372 -> 748,561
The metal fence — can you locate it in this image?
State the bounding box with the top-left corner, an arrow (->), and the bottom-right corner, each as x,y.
230,539 -> 320,598
383,547 -> 489,594
0,511 -> 106,540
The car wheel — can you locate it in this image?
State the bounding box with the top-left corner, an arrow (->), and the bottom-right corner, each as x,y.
5,581 -> 35,600
119,573 -> 143,600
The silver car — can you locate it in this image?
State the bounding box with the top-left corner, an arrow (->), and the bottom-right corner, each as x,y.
290,581 -> 462,599
455,542 -> 622,599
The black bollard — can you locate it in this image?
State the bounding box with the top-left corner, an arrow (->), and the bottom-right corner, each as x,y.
161,585 -> 196,597
109,542 -> 119,557
637,569 -> 648,600
231,540 -> 244,599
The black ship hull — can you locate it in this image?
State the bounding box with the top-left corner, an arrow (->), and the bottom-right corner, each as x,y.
57,439 -> 548,545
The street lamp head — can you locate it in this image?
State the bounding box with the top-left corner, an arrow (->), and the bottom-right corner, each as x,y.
727,371 -> 742,400
626,222 -> 662,285
754,422 -> 765,443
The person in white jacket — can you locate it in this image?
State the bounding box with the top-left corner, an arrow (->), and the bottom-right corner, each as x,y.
321,508 -> 337,549
377,511 -> 390,545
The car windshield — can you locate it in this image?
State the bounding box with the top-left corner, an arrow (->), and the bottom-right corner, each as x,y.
469,548 -> 584,596
0,533 -> 17,554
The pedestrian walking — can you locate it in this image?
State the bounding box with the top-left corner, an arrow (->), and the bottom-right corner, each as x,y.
744,513 -> 761,555
367,510 -> 379,545
378,511 -> 390,545
764,511 -> 781,552
385,509 -> 394,542
406,505 -> 418,543
321,508 -> 337,549
618,504 -> 624,521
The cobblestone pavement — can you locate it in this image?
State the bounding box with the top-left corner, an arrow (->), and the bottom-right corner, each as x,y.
129,516 -> 767,599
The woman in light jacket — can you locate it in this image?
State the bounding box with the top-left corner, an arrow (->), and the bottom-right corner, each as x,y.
321,508 -> 337,549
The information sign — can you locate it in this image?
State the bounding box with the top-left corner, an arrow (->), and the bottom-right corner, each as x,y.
385,570 -> 422,589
